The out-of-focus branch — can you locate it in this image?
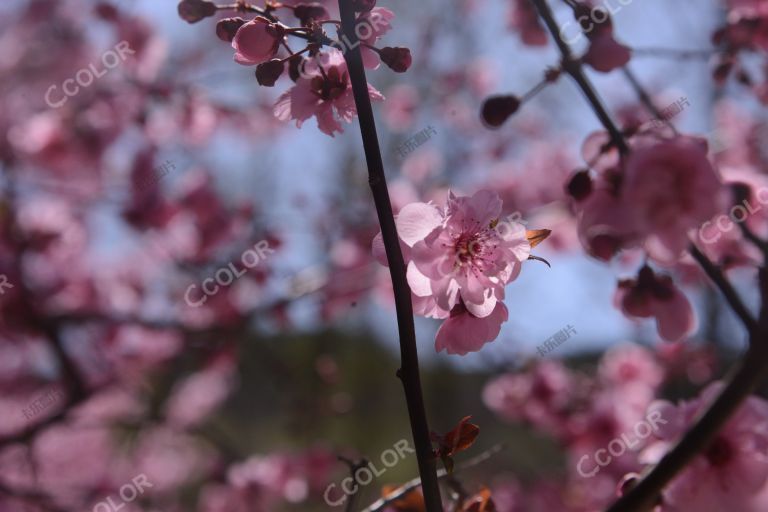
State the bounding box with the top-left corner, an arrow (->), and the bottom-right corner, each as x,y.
689,244 -> 759,336
529,0 -> 628,153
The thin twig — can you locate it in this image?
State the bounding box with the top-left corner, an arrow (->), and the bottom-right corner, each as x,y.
689,244 -> 759,336
529,0 -> 628,154
337,1 -> 442,510
621,66 -> 678,134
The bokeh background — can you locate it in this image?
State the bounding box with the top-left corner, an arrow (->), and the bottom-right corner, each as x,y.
0,0 -> 765,510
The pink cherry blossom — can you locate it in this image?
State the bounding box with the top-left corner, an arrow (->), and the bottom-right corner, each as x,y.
371,191 -> 534,354
409,190 -> 530,318
274,50 -> 384,136
232,17 -> 283,65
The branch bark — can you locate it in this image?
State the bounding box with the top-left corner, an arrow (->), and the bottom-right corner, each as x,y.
336,1 -> 442,510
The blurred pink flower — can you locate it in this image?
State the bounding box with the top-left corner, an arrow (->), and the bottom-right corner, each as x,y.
641,383 -> 768,512
509,0 -> 548,46
624,136 -> 728,260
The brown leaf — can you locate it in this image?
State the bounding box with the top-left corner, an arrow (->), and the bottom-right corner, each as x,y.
382,485 -> 426,512
443,416 -> 480,456
526,229 -> 552,249
462,487 -> 496,512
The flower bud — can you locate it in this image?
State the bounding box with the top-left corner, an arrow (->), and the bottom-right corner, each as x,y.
379,47 -> 412,73
352,0 -> 377,12
288,56 -> 308,82
94,2 -> 120,21
567,170 -> 593,201
480,95 -> 520,128
232,17 -> 284,66
216,17 -> 246,42
293,3 -> 330,26
178,0 -> 217,24
256,59 -> 285,86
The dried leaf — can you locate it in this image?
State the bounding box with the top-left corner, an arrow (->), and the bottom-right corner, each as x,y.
526,229 -> 552,249
382,485 -> 426,512
443,416 -> 480,456
432,416 -> 481,473
462,487 -> 496,512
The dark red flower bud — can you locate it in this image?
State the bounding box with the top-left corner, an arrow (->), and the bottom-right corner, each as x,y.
293,3 -> 330,26
94,2 -> 120,21
379,47 -> 412,73
288,56 -> 307,82
736,69 -> 753,86
178,0 -> 217,24
712,55 -> 734,84
567,170 -> 593,201
573,2 -> 612,38
731,182 -> 752,205
216,17 -> 246,42
480,95 -> 520,128
256,59 -> 285,86
352,0 -> 377,12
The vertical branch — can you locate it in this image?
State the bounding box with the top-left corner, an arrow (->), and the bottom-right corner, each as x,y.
336,1 -> 443,509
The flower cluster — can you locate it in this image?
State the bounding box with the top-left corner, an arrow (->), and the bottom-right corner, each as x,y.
566,132 -> 728,341
177,0 -> 412,136
373,190 -> 548,355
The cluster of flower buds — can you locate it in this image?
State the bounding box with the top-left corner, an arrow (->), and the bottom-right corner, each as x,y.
177,0 -> 412,135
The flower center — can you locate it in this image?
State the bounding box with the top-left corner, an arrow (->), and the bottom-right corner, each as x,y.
310,67 -> 348,101
451,229 -> 498,275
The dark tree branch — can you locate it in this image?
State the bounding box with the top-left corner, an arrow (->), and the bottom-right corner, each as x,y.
689,244 -> 759,336
336,1 -> 442,510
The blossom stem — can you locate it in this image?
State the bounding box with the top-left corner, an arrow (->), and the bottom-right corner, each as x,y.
337,1 -> 443,510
